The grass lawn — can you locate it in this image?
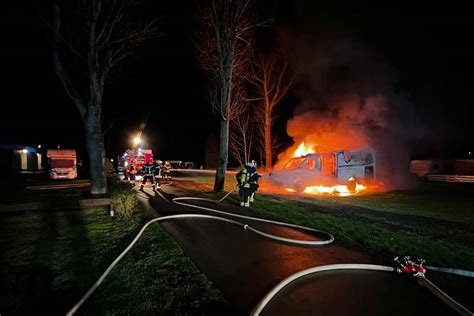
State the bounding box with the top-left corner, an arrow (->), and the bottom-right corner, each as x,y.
172,170 -> 237,192
191,175 -> 237,192
233,194 -> 474,271
0,202 -> 225,315
176,171 -> 474,224
172,171 -> 474,271
302,182 -> 474,224
0,179 -> 91,206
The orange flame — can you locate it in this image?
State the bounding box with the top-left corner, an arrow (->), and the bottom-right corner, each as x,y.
284,183 -> 366,197
294,142 -> 315,157
303,183 -> 367,197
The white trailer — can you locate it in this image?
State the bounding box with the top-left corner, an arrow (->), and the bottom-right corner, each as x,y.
47,149 -> 77,179
268,148 -> 376,192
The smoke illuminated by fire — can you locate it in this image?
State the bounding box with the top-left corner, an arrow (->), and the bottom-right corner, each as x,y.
276,97 -> 384,168
273,36 -> 423,190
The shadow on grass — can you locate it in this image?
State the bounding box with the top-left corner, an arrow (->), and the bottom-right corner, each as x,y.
25,212 -> 59,315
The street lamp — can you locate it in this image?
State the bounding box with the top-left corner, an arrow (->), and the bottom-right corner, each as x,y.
132,136 -> 142,148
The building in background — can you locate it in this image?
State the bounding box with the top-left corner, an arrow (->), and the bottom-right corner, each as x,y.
0,145 -> 44,172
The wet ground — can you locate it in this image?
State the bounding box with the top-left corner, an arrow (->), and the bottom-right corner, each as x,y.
259,270 -> 457,315
138,183 -> 473,315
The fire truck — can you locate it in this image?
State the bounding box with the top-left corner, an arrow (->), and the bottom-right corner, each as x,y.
117,148 -> 153,180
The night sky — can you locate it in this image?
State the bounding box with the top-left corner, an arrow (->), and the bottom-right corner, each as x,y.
1,1 -> 473,165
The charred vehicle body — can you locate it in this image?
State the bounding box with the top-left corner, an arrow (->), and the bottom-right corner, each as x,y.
268,148 -> 376,193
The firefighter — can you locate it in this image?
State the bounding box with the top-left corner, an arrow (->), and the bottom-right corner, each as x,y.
140,160 -> 159,191
248,160 -> 261,203
129,161 -> 137,185
236,161 -> 260,207
156,160 -> 165,178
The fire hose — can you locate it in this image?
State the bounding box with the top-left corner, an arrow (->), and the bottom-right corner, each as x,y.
66,187 -> 473,316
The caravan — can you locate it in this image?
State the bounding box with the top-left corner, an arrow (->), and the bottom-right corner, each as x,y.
47,149 -> 77,179
268,148 -> 376,193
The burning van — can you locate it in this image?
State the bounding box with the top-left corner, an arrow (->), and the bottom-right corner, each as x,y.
268,148 -> 375,195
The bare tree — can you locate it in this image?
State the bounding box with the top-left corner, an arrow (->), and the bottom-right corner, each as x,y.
248,50 -> 293,169
195,0 -> 256,192
229,103 -> 254,166
51,0 -> 158,196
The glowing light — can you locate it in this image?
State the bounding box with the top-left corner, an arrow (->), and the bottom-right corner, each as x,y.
22,149 -> 28,154
110,159 -> 114,162
134,137 -> 141,145
294,142 -> 315,157
285,188 -> 296,193
37,144 -> 42,149
303,183 -> 366,197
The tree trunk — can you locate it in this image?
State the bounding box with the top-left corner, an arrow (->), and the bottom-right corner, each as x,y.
214,119 -> 229,192
264,112 -> 272,169
84,108 -> 108,196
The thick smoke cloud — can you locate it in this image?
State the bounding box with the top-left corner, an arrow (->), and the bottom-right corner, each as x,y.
279,37 -> 425,188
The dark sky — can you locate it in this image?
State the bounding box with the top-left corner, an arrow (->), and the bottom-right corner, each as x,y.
1,0 -> 473,164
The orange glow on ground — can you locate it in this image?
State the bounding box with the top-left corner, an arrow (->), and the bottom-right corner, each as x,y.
303,183 -> 367,197
283,183 -> 366,197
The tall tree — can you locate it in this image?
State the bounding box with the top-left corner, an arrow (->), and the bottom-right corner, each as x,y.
195,0 -> 256,191
248,50 -> 293,169
229,99 -> 254,166
51,0 -> 157,195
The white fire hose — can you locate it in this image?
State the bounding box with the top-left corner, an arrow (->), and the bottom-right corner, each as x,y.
66,187 -> 473,316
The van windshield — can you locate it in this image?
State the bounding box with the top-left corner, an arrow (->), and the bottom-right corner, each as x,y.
51,159 -> 75,168
284,157 -> 305,170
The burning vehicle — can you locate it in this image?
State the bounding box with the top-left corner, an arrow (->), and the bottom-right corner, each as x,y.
268,145 -> 375,196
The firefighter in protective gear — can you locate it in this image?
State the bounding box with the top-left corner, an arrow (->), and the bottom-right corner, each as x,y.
236,161 -> 260,207
129,161 -> 137,185
140,160 -> 160,191
248,160 -> 260,203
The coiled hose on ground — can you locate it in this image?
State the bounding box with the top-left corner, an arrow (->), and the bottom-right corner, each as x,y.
66,187 -> 473,316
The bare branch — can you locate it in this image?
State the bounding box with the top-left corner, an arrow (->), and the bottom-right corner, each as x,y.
51,1 -> 86,117
248,49 -> 293,168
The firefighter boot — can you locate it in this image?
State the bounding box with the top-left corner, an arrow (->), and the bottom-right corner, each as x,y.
240,202 -> 245,207
249,192 -> 255,203
244,197 -> 250,207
